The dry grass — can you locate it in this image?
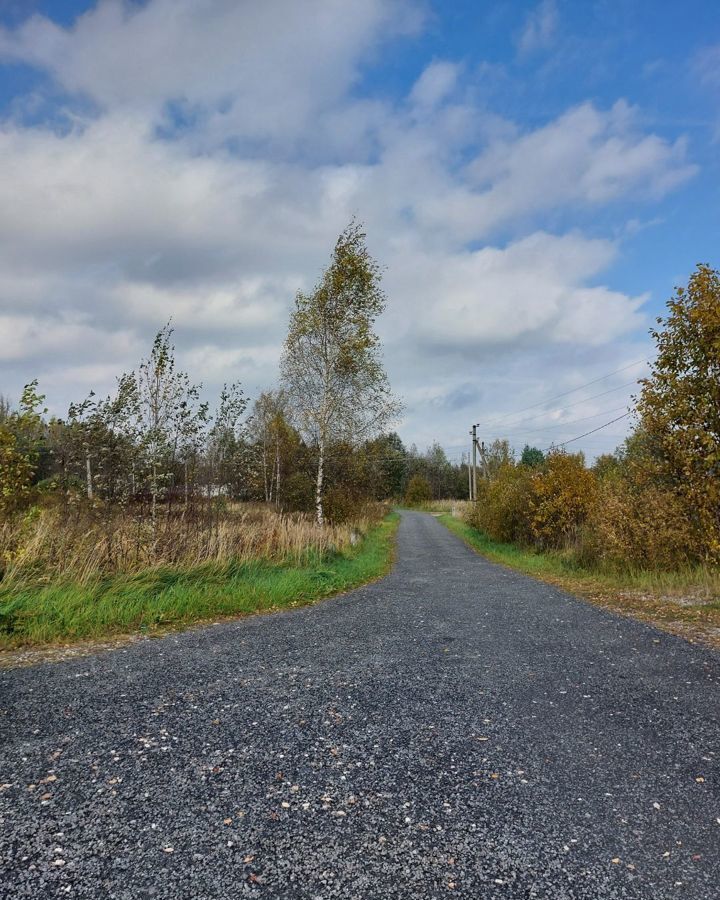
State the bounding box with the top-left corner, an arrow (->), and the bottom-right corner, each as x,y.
418,499 -> 463,515
0,504 -> 397,649
0,501 -> 383,589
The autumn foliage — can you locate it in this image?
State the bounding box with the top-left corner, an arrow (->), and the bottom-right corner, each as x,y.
464,446 -> 704,572
466,452 -> 595,553
404,474 -> 432,506
463,264 -> 720,572
636,263 -> 720,561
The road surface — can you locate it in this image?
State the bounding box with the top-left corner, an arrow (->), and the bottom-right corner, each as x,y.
1,510 -> 718,898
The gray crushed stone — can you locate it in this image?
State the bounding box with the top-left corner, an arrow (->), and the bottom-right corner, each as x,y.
0,510 -> 718,898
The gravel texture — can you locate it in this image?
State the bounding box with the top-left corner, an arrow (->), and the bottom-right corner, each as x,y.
1,510 -> 718,899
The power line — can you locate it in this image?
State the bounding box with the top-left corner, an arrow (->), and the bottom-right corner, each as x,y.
477,358 -> 647,429
489,404 -> 630,438
477,380 -> 639,432
540,412 -> 633,453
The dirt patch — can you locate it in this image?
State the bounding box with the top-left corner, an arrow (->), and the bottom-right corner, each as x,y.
577,587 -> 720,650
0,633 -> 152,669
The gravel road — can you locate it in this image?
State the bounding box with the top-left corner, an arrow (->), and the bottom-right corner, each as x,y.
1,510 -> 718,899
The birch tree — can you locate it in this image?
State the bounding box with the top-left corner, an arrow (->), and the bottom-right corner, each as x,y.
248,390 -> 290,505
130,324 -> 203,521
206,382 -> 247,497
281,222 -> 400,525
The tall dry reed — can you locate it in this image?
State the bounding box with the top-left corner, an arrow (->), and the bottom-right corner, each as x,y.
0,501 -> 383,588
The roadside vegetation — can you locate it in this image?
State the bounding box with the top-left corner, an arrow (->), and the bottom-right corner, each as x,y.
0,509 -> 398,648
430,264 -> 720,644
439,509 -> 720,646
0,224 -> 408,648
2,231 -> 718,650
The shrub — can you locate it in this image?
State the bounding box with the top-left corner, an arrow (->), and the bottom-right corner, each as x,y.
528,452 -> 597,550
473,463 -> 534,544
457,426 -> 712,574
323,485 -> 374,524
583,477 -> 700,571
404,475 -> 432,506
0,429 -> 35,516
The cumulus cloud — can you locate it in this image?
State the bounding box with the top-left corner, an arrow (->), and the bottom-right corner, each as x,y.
466,102 -> 696,227
0,0 -> 422,148
409,61 -> 462,110
386,232 -> 645,353
0,1 -> 698,456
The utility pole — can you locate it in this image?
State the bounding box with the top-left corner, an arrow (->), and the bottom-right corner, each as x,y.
471,424 -> 478,501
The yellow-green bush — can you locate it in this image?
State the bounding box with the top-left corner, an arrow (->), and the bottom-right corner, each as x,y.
582,478 -> 699,571
460,447 -> 706,573
0,429 -> 35,516
468,463 -> 534,544
528,452 -> 597,550
404,475 -> 432,506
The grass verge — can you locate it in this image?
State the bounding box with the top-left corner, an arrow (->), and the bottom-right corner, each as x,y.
439,514 -> 720,650
0,513 -> 399,651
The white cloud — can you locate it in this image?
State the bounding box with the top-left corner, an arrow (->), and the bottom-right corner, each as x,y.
466,102 -> 696,229
0,0 -> 423,148
0,311 -> 136,364
384,232 -> 645,353
0,1 -> 697,457
409,61 -> 461,110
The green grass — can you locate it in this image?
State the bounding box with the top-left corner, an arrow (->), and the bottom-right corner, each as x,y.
0,513 -> 399,649
439,514 -> 579,577
438,513 -> 720,648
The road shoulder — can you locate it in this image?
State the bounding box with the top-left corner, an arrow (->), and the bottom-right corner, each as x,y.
438,513 -> 720,651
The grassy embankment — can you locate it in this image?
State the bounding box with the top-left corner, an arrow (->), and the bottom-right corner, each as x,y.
438,511 -> 720,648
0,512 -> 399,650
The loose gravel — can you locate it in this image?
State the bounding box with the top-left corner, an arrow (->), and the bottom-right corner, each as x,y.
1,510 -> 718,899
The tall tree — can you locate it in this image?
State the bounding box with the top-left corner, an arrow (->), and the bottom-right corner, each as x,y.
520,445 -> 545,468
128,324 -> 203,521
636,263 -> 720,558
484,438 -> 514,478
367,431 -> 407,499
0,382 -> 47,515
248,390 -> 290,505
206,382 -> 247,497
176,390 -> 210,505
281,222 -> 400,525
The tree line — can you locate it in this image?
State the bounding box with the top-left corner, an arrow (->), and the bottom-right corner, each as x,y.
0,223 -> 472,525
2,223 -> 717,574
0,368 -> 470,524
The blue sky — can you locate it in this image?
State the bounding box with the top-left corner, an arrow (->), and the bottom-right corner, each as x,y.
0,0 -> 718,460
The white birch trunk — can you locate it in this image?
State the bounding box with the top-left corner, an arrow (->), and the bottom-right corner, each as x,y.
85,451 -> 93,500
275,436 -> 281,508
315,439 -> 325,527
